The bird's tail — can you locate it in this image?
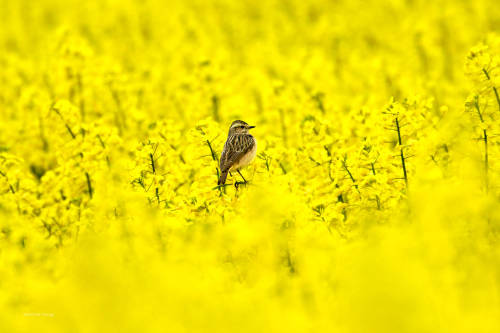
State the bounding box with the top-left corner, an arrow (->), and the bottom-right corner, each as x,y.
218,170 -> 229,186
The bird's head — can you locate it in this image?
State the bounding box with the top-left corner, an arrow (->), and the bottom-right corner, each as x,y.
228,120 -> 255,135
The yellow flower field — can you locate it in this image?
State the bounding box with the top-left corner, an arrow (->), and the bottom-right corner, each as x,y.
1,0 -> 499,331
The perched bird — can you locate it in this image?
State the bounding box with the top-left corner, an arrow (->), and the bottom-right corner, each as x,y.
218,120 -> 257,186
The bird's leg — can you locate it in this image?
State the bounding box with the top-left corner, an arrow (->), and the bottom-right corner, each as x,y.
234,170 -> 248,189
237,169 -> 247,183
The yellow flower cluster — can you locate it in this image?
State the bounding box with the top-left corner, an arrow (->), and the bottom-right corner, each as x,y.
0,0 -> 499,332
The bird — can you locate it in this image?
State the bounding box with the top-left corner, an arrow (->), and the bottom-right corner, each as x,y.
218,120 -> 257,186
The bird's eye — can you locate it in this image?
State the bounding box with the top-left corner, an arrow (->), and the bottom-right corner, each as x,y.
240,126 -> 245,128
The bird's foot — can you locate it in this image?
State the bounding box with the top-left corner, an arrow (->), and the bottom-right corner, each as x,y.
234,181 -> 248,189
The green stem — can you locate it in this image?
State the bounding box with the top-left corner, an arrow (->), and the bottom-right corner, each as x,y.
395,117 -> 408,189
474,98 -> 489,192
370,162 -> 381,210
85,172 -> 93,199
206,140 -> 217,161
150,153 -> 156,174
482,68 -> 500,113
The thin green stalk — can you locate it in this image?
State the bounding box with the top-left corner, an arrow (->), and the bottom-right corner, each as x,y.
474,98 -> 489,192
85,172 -> 93,199
371,162 -> 381,210
395,117 -> 408,189
482,68 -> 500,113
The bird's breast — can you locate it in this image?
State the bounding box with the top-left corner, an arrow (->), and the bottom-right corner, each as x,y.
232,138 -> 257,170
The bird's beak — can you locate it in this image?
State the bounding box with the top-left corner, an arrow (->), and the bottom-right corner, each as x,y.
248,125 -> 256,129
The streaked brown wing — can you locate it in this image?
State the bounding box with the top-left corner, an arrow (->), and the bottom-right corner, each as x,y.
220,135 -> 255,172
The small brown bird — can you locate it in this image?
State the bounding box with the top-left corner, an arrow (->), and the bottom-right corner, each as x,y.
218,120 -> 257,185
